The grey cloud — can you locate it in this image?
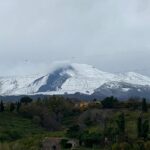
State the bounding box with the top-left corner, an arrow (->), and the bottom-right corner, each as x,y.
0,0 -> 150,75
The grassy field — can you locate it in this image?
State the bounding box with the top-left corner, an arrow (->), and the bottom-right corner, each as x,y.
0,112 -> 65,150
0,112 -> 45,141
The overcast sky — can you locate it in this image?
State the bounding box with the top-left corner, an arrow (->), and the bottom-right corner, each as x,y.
0,0 -> 150,76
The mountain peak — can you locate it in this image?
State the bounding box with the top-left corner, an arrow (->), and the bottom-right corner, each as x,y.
0,62 -> 150,97
126,72 -> 147,77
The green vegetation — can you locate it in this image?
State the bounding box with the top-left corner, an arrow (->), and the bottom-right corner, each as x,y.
0,96 -> 150,149
0,112 -> 43,142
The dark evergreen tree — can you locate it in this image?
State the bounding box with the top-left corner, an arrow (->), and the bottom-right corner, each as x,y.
137,116 -> 142,138
16,102 -> 21,112
137,116 -> 149,140
142,98 -> 148,113
142,120 -> 149,139
0,100 -> 4,112
66,124 -> 81,138
36,97 -> 42,105
20,96 -> 32,104
10,103 -> 15,112
116,113 -> 125,134
101,96 -> 118,108
93,98 -> 97,102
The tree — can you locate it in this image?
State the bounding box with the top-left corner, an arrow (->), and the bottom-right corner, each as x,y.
20,96 -> 32,104
142,98 -> 148,113
0,100 -> 4,112
80,131 -> 102,148
116,113 -> 125,135
142,120 -> 149,140
93,98 -> 97,102
16,102 -> 21,112
126,98 -> 141,110
137,116 -> 142,138
137,117 -> 149,140
66,124 -> 81,138
10,103 -> 15,112
101,96 -> 118,108
36,97 -> 42,105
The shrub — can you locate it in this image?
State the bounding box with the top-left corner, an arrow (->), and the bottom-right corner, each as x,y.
60,139 -> 72,149
132,144 -> 140,150
112,143 -> 120,150
101,96 -> 118,109
136,140 -> 145,150
144,141 -> 150,150
112,142 -> 131,150
32,116 -> 41,125
66,124 -> 81,138
119,142 -> 131,150
0,130 -> 21,142
80,131 -> 102,148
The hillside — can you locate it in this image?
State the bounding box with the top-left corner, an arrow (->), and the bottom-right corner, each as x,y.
1,96 -> 150,150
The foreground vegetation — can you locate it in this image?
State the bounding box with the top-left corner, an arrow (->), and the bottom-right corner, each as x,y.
0,96 -> 150,149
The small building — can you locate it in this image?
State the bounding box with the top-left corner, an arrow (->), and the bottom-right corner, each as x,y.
42,137 -> 62,150
67,139 -> 79,149
42,137 -> 79,150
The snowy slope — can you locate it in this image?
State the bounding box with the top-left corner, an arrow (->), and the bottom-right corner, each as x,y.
0,75 -> 40,95
93,81 -> 150,99
59,63 -> 116,94
0,63 -> 150,96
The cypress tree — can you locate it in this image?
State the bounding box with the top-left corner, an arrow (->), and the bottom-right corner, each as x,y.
16,102 -> 21,112
137,116 -> 142,138
142,120 -> 149,139
142,98 -> 148,113
10,103 -> 15,112
137,116 -> 149,140
116,113 -> 125,134
0,100 -> 4,112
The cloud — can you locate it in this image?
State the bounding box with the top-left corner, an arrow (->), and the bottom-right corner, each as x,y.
0,0 -> 150,75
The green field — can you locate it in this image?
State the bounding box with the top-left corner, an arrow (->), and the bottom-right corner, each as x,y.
0,112 -> 65,150
0,96 -> 150,150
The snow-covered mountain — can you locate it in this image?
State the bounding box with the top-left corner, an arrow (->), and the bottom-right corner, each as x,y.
1,63 -> 150,99
93,81 -> 150,99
